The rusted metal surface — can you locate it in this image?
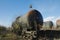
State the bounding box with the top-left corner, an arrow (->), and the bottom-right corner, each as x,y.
27,9 -> 43,30
56,19 -> 60,28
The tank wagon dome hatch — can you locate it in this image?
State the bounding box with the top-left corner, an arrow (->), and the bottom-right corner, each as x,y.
27,9 -> 43,30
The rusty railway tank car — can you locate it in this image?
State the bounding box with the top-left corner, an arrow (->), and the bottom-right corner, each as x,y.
15,9 -> 43,31
43,21 -> 53,30
56,19 -> 60,28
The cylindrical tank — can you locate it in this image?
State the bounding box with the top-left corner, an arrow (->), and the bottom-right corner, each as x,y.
56,19 -> 60,28
16,9 -> 43,30
43,21 -> 53,30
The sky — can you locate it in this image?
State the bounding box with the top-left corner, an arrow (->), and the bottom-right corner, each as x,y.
0,0 -> 60,27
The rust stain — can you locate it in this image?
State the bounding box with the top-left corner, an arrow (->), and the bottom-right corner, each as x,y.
27,10 -> 36,17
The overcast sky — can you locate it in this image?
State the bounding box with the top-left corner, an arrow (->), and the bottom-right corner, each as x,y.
0,0 -> 60,27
